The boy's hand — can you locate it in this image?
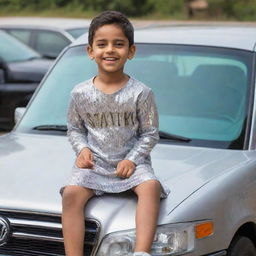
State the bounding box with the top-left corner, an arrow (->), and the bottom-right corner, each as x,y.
76,147 -> 94,169
116,160 -> 135,178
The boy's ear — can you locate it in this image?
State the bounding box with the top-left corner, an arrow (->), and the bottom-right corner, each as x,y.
128,45 -> 136,60
86,45 -> 94,59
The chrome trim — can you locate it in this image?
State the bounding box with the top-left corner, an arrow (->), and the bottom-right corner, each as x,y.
0,208 -> 101,256
0,217 -> 11,246
0,208 -> 62,217
0,208 -> 101,229
248,72 -> 256,149
208,251 -> 227,256
12,232 -> 63,243
12,232 -> 96,246
9,218 -> 97,233
9,218 -> 62,229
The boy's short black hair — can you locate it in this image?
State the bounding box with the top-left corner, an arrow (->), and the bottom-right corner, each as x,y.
88,11 -> 134,46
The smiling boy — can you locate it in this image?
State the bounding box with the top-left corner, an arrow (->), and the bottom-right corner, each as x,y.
61,11 -> 169,256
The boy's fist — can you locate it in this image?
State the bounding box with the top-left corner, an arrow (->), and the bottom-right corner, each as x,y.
76,147 -> 94,169
116,159 -> 135,178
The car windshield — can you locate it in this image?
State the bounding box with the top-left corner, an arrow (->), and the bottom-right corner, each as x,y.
66,28 -> 88,38
17,44 -> 253,149
0,30 -> 40,62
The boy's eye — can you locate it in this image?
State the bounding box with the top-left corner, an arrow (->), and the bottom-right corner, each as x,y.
115,42 -> 124,47
97,43 -> 105,47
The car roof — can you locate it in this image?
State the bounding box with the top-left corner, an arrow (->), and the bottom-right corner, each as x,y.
73,25 -> 256,51
0,17 -> 91,30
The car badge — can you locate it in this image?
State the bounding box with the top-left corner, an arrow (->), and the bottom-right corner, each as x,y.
0,217 -> 11,246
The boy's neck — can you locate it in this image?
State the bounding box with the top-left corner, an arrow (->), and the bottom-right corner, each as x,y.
97,71 -> 127,85
93,71 -> 129,94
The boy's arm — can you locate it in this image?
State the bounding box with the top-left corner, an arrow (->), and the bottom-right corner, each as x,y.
125,89 -> 159,165
67,94 -> 89,156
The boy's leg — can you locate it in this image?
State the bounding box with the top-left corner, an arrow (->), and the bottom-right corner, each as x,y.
132,180 -> 161,254
62,185 -> 94,256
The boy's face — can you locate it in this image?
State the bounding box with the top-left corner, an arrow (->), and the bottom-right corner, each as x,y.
87,24 -> 135,75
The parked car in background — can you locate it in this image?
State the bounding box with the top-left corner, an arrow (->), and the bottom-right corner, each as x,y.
1,25 -> 256,255
0,17 -> 90,59
0,30 -> 53,130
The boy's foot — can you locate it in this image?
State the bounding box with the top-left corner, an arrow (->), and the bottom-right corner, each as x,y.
133,252 -> 151,256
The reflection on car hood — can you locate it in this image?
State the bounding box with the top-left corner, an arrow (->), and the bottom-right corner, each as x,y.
8,58 -> 53,82
0,133 -> 251,231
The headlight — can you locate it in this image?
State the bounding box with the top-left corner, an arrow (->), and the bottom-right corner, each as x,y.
96,222 -> 204,256
152,223 -> 195,255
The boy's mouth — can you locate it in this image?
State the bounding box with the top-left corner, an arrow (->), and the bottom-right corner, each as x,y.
103,57 -> 118,62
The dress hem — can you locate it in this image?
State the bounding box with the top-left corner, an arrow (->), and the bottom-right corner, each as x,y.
60,177 -> 170,198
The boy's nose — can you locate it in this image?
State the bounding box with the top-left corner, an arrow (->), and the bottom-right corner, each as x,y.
106,44 -> 114,52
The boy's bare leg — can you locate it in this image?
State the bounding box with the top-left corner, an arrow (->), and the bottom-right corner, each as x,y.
133,180 -> 161,253
62,185 -> 94,256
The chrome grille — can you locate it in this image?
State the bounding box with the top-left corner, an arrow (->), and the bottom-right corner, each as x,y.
0,210 -> 100,256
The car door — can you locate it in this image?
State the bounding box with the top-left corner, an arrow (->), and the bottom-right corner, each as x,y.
33,30 -> 72,59
4,28 -> 33,47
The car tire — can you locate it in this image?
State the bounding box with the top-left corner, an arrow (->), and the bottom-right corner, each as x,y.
227,236 -> 256,256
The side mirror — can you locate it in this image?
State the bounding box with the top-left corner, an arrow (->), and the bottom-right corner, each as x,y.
0,69 -> 5,83
0,57 -> 8,82
0,57 -> 6,69
14,107 -> 26,124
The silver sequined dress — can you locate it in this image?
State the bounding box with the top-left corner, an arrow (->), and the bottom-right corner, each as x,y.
65,77 -> 169,197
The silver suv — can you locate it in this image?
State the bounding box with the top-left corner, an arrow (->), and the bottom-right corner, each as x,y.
0,26 -> 256,256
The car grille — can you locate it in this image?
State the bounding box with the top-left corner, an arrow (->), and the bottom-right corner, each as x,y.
0,210 -> 100,256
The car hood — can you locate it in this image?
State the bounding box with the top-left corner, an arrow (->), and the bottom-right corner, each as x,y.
0,133 -> 251,232
7,58 -> 53,82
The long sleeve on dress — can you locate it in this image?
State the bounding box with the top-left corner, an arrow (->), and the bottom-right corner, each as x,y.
125,89 -> 159,165
67,94 -> 89,155
63,78 -> 169,198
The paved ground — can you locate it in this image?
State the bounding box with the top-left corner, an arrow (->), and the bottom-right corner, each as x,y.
131,19 -> 256,28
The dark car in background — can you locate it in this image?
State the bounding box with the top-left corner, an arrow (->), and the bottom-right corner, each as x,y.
0,30 -> 53,130
0,17 -> 90,59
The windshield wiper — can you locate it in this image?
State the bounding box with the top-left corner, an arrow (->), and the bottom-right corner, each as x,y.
32,126 -> 191,141
26,56 -> 41,61
33,125 -> 67,131
159,131 -> 191,142
41,54 -> 56,60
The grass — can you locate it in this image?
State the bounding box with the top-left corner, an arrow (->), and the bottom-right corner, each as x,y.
0,7 -> 255,22
0,7 -> 97,18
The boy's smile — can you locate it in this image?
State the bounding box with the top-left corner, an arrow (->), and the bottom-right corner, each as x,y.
87,24 -> 135,75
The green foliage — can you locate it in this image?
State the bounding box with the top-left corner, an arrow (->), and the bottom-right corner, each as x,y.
149,0 -> 185,16
229,0 -> 256,20
106,0 -> 154,16
0,0 -> 154,16
199,0 -> 256,20
207,0 -> 226,17
0,0 -> 57,11
1,0 -> 256,20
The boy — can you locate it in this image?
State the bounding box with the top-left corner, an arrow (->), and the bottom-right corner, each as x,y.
61,10 -> 168,256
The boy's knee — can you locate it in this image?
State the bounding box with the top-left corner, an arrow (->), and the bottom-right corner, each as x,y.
134,180 -> 161,196
145,180 -> 161,190
62,186 -> 92,209
62,187 -> 78,209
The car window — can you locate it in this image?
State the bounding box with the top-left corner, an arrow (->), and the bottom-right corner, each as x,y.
35,31 -> 71,58
18,46 -> 96,130
7,29 -> 31,45
18,44 -> 252,149
0,31 -> 40,62
126,46 -> 250,142
66,28 -> 88,38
